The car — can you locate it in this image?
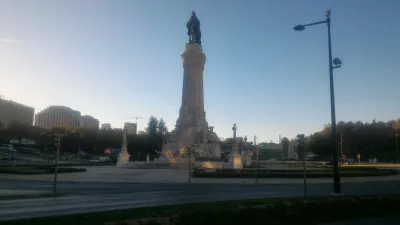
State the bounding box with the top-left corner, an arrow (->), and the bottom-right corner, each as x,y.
0,144 -> 16,152
0,155 -> 11,160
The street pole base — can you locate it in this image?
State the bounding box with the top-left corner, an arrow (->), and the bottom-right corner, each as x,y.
330,192 -> 344,197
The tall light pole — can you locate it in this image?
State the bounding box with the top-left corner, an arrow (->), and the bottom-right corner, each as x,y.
294,10 -> 342,194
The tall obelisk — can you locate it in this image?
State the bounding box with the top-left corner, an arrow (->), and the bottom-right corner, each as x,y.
175,11 -> 208,147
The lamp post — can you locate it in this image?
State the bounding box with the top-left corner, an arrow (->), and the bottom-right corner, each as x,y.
294,10 -> 342,194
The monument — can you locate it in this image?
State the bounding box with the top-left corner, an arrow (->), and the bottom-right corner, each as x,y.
116,126 -> 131,167
162,11 -> 221,162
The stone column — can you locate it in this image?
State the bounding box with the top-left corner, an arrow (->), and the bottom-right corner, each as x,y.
176,43 -> 207,134
230,123 -> 242,169
232,123 -> 237,153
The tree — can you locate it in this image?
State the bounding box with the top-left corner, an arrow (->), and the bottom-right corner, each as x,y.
157,118 -> 168,138
281,137 -> 290,158
308,119 -> 400,162
146,116 -> 158,136
7,120 -> 29,137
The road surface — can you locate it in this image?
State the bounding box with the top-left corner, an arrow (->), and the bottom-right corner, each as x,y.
1,179 -> 400,221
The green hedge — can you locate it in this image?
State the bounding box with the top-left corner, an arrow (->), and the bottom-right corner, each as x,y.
0,161 -> 115,168
3,195 -> 400,225
0,166 -> 86,175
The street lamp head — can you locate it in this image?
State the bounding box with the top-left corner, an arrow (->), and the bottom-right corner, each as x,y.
333,57 -> 342,66
293,25 -> 305,31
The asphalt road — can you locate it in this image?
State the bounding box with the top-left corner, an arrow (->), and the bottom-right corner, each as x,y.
1,179 -> 400,221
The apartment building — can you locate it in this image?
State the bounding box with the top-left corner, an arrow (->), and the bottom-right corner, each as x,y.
124,122 -> 137,135
0,98 -> 34,126
80,115 -> 99,130
101,123 -> 112,130
35,106 -> 81,129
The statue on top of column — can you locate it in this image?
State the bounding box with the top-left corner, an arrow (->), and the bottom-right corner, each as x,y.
186,11 -> 201,45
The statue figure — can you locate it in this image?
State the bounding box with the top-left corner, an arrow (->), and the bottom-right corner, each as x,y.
186,11 -> 201,45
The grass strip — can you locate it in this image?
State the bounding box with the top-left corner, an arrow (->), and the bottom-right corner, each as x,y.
2,195 -> 400,225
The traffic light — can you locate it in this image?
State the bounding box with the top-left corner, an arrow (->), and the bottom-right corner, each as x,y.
52,134 -> 62,147
296,134 -> 305,160
52,134 -> 58,147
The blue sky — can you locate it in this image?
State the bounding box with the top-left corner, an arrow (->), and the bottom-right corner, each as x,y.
1,0 -> 399,142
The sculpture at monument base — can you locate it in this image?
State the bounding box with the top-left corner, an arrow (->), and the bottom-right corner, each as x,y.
162,125 -> 222,161
116,127 -> 131,168
228,151 -> 244,169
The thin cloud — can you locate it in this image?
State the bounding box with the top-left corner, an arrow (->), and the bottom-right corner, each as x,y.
0,39 -> 21,43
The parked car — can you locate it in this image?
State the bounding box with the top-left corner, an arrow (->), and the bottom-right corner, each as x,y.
0,144 -> 16,153
0,144 -> 16,160
0,155 -> 11,160
89,157 -> 109,163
